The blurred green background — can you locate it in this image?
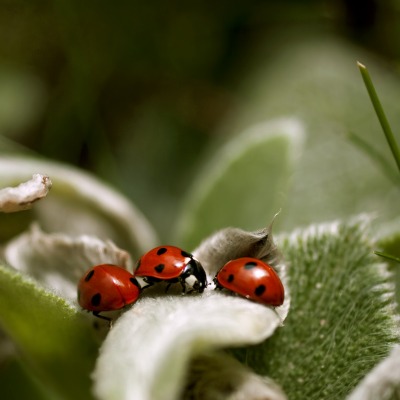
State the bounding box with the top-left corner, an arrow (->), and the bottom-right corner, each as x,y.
1,0 -> 400,239
2,2 -> 400,399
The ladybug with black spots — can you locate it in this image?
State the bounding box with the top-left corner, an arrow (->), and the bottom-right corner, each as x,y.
213,257 -> 284,306
134,245 -> 207,293
77,264 -> 141,322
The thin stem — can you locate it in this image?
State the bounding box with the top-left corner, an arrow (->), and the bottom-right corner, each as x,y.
374,250 -> 400,264
357,62 -> 400,174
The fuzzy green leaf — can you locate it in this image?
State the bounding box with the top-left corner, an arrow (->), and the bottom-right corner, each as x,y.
175,118 -> 304,249
233,217 -> 399,400
0,264 -> 98,400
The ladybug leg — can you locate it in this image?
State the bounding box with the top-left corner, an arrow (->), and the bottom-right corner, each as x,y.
141,283 -> 154,290
213,276 -> 223,290
179,278 -> 187,294
163,278 -> 187,294
191,280 -> 200,292
140,277 -> 156,291
93,311 -> 113,327
165,282 -> 173,293
161,278 -> 179,293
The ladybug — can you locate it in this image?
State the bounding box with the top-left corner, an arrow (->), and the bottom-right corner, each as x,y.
134,245 -> 207,293
213,257 -> 284,306
77,264 -> 141,322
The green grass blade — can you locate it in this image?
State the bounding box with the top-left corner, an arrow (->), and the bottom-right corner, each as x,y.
374,250 -> 400,264
357,62 -> 400,173
376,231 -> 400,306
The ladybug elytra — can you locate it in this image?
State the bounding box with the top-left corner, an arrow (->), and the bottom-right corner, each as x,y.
77,264 -> 141,322
213,257 -> 284,306
134,245 -> 207,293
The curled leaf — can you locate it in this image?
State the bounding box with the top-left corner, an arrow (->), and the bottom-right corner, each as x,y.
193,219 -> 290,321
93,293 -> 283,400
3,224 -> 131,301
0,173 -> 51,213
193,218 -> 281,276
184,351 -> 287,400
0,156 -> 158,254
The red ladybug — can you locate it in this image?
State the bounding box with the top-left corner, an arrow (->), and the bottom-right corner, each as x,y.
134,245 -> 207,293
213,257 -> 284,306
77,264 -> 141,321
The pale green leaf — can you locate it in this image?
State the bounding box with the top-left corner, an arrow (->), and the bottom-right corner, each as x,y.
219,36 -> 400,231
93,293 -> 283,400
175,118 -> 304,250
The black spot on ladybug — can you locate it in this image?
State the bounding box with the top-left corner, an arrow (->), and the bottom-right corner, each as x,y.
157,247 -> 168,256
85,269 -> 95,282
155,264 -> 165,273
227,274 -> 235,283
181,250 -> 193,258
254,284 -> 266,296
244,261 -> 258,270
91,293 -> 102,307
